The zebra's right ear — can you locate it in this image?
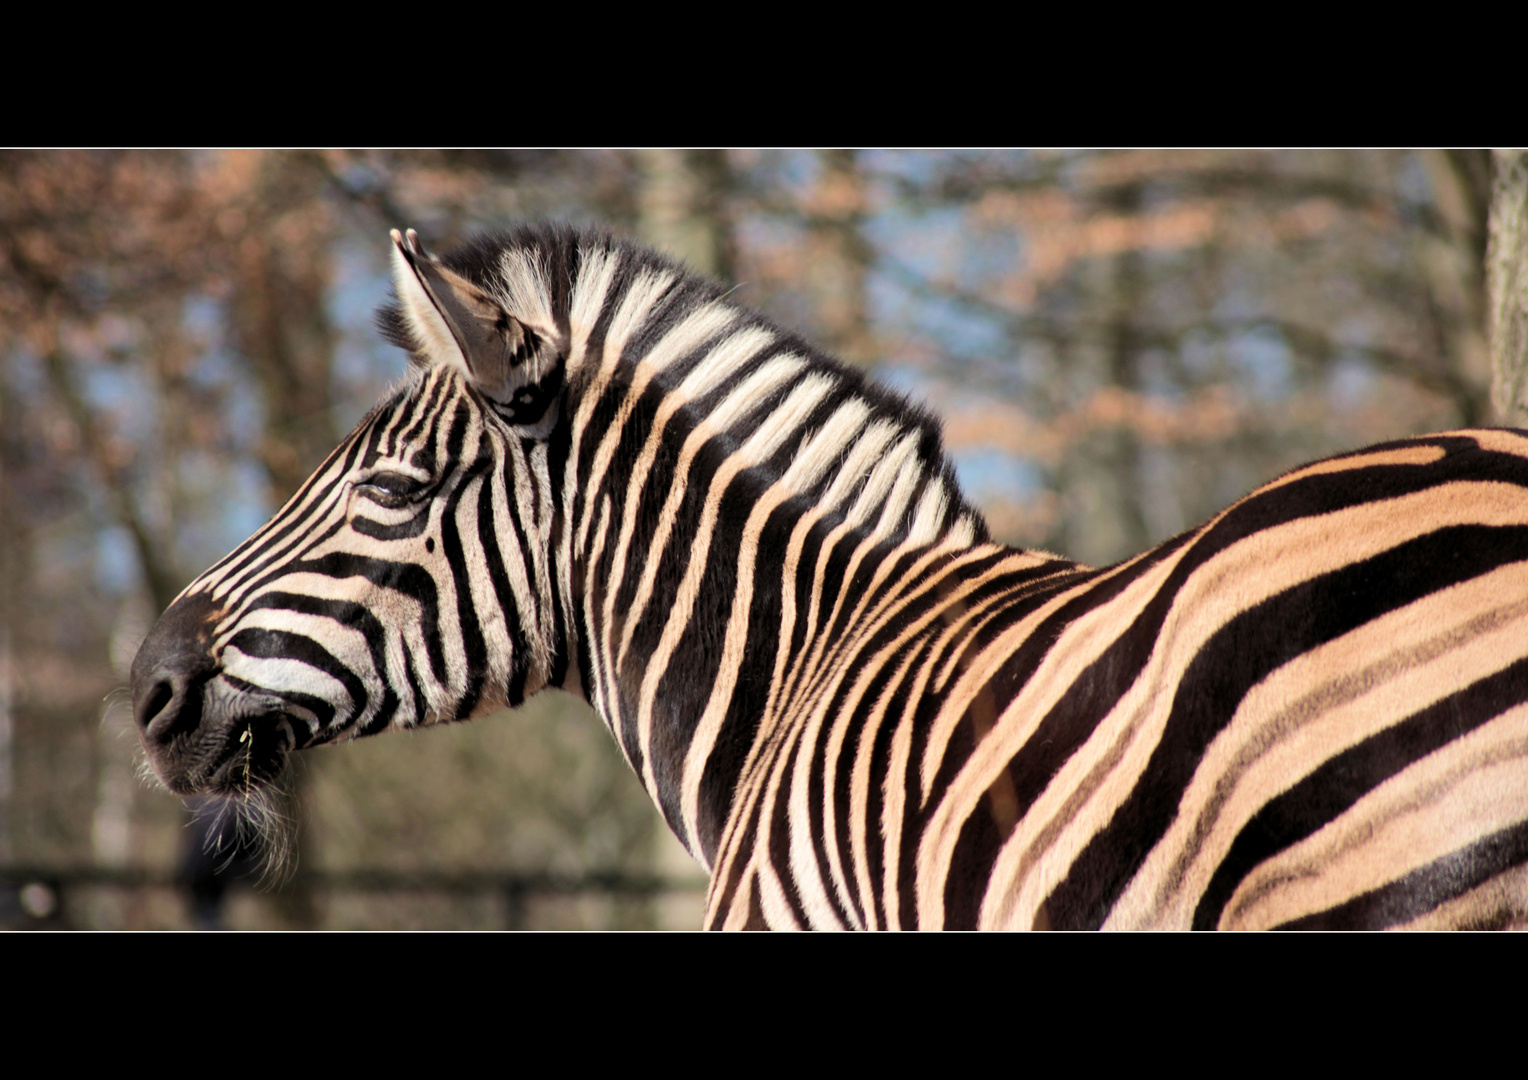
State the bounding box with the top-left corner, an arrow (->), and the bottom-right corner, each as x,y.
389,228 -> 538,404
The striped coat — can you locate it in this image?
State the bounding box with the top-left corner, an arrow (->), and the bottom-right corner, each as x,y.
131,224 -> 1528,928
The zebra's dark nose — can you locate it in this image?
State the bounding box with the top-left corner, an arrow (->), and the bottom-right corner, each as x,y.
131,591 -> 222,750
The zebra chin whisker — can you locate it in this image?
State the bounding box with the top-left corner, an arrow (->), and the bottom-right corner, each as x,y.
132,710 -> 299,886
202,715 -> 289,795
191,779 -> 298,888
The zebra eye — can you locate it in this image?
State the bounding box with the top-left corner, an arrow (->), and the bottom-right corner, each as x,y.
357,471 -> 424,508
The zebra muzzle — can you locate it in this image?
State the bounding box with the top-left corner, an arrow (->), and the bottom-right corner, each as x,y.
130,590 -> 292,795
206,714 -> 293,795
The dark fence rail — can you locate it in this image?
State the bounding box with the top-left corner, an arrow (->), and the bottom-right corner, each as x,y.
1,864 -> 710,930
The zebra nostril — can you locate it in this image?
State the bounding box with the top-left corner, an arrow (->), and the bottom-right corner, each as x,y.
134,666 -> 206,747
130,589 -> 222,750
139,679 -> 175,733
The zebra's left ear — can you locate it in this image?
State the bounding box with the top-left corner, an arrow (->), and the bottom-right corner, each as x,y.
389,229 -> 549,409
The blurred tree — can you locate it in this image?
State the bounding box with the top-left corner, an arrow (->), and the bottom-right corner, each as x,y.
0,152 -> 223,899
855,150 -> 1494,558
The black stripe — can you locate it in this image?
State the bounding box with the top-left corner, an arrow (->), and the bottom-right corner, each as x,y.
284,552 -> 445,683
212,420 -> 376,593
1049,524 -> 1528,930
1194,653 -> 1528,928
862,629 -> 944,929
439,400 -> 489,720
223,675 -> 336,738
777,713 -> 850,927
694,499 -> 795,863
394,370 -> 453,454
1276,816 -> 1528,930
351,507 -> 431,541
244,592 -> 395,735
225,628 -> 367,725
545,417 -> 574,690
962,439 -> 1527,807
402,647 -> 428,726
476,448 -> 531,707
912,556 -> 1121,845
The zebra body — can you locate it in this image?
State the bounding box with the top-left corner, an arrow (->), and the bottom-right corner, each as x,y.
131,224 -> 1528,929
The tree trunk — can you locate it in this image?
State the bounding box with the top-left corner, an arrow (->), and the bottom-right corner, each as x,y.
227,151 -> 340,505
1057,178 -> 1149,566
1489,149 -> 1528,426
803,149 -> 876,367
1418,150 -> 1493,425
635,149 -> 734,282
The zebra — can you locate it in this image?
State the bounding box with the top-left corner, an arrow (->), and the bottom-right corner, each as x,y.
131,223 -> 1528,929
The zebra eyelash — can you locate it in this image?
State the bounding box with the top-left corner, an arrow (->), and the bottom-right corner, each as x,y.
354,470 -> 429,509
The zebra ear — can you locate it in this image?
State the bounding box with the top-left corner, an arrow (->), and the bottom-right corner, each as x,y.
389,228 -> 539,404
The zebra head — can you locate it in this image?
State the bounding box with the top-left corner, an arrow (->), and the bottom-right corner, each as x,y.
131,228 -> 571,797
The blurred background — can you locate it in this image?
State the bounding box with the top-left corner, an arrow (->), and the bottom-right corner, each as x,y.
0,149 -> 1505,928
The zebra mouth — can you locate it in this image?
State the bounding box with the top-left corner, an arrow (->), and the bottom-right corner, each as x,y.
205,713 -> 297,795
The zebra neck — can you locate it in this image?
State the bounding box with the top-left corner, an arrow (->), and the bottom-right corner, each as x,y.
567,378 -> 990,866
579,508 -> 979,868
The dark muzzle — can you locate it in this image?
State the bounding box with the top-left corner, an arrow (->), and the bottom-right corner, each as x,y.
131,591 -> 248,794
